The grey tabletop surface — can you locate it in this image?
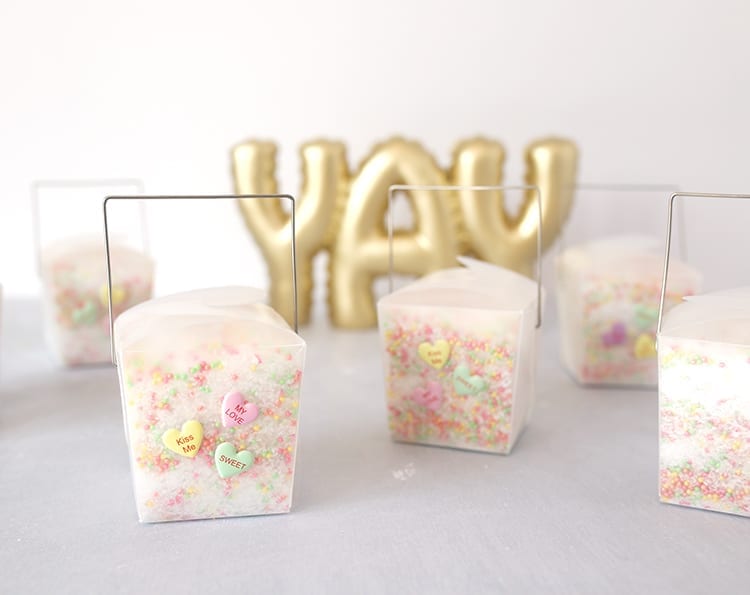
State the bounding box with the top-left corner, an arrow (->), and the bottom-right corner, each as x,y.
1,298 -> 748,595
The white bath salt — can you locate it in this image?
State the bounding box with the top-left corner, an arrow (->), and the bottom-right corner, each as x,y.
40,237 -> 153,366
658,287 -> 750,517
377,257 -> 540,455
556,235 -> 701,386
114,287 -> 306,522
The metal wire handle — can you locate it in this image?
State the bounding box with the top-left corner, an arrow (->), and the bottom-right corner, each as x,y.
103,194 -> 298,365
31,178 -> 147,275
387,184 -> 543,328
657,191 -> 750,334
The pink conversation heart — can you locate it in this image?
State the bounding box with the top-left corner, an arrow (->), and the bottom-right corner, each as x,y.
221,391 -> 259,427
411,381 -> 443,411
601,322 -> 627,347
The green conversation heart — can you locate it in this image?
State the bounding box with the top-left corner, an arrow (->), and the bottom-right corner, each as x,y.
72,300 -> 99,326
452,364 -> 487,395
214,442 -> 253,478
634,304 -> 658,331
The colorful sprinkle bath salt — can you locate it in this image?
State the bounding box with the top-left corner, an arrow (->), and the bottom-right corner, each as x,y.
658,287 -> 750,517
377,257 -> 540,455
556,236 -> 701,386
113,287 -> 305,522
40,237 -> 153,366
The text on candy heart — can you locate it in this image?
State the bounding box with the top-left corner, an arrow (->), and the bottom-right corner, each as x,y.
454,375 -> 473,390
452,365 -> 487,395
218,454 -> 247,470
426,350 -> 443,365
221,392 -> 259,428
176,435 -> 196,454
225,403 -> 248,425
162,420 -> 204,458
418,340 -> 451,369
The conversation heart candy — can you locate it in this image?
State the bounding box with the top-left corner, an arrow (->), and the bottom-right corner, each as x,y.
215,442 -> 254,478
162,420 -> 204,458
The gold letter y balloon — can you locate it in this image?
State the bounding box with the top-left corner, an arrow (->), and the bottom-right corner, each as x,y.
231,140 -> 347,325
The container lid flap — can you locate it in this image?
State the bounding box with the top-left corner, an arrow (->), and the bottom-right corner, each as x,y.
379,257 -> 538,311
114,286 -> 301,350
558,235 -> 700,287
660,286 -> 750,344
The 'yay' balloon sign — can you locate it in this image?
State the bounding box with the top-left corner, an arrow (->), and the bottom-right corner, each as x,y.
231,136 -> 578,328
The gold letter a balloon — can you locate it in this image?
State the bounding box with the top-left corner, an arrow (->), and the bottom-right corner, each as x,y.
329,138 -> 461,328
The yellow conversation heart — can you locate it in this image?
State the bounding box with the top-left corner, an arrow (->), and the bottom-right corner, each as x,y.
418,340 -> 451,369
634,334 -> 657,359
99,283 -> 127,307
162,420 -> 204,458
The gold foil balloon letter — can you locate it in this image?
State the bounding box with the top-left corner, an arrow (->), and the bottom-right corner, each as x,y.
329,139 -> 460,328
452,137 -> 578,276
232,140 -> 347,325
231,136 -> 578,328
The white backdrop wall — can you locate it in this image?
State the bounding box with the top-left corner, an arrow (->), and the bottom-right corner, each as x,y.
1,0 -> 749,307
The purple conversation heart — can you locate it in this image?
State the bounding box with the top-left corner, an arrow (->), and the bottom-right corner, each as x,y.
602,322 -> 627,347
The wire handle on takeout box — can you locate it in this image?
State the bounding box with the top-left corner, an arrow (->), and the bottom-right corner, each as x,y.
386,184 -> 543,329
103,194 -> 299,365
657,191 -> 750,335
31,178 -> 148,275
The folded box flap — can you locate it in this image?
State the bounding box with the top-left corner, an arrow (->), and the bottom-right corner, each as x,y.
557,235 -> 701,287
114,286 -> 302,351
660,286 -> 750,344
379,257 -> 538,311
682,286 -> 750,308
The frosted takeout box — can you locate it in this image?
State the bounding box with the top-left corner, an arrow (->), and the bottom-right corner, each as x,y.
556,236 -> 701,386
113,286 -> 306,522
377,258 -> 540,454
40,237 -> 153,366
658,288 -> 750,517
